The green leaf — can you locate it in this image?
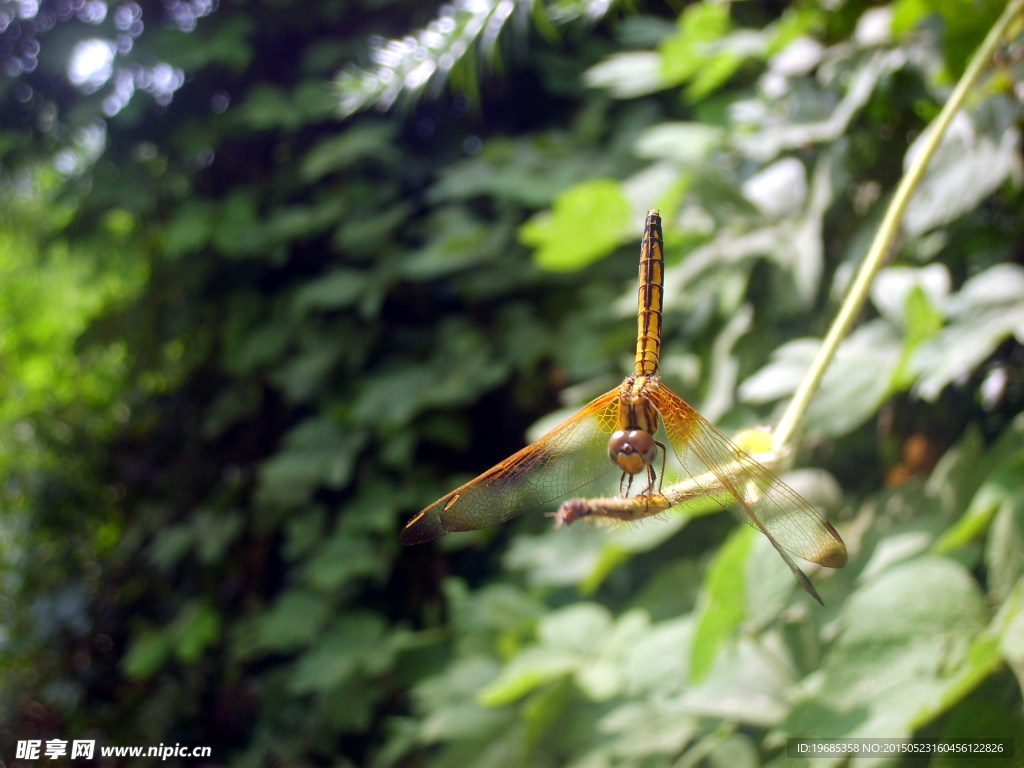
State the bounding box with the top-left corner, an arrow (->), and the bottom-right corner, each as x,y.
733,49 -> 899,160
745,527 -> 811,628
869,265 -> 950,328
213,190 -> 263,256
262,198 -> 348,244
690,526 -> 754,682
520,179 -> 631,271
892,0 -> 931,38
574,609 -> 650,701
677,634 -> 797,726
415,657 -> 509,742
299,124 -> 399,182
255,417 -> 362,509
598,698 -> 700,757
248,590 -> 331,653
705,731 -> 759,768
742,321 -> 904,437
634,122 -> 724,163
620,617 -> 693,694
122,630 -> 171,679
478,603 -> 618,706
165,199 -> 217,257
477,649 -> 578,707
912,264 -> 1024,400
766,5 -> 824,55
891,281 -> 946,391
983,459 -> 1024,602
934,485 -> 1002,556
194,508 -> 245,563
658,3 -> 732,87
149,523 -> 195,571
902,105 -> 1022,238
271,343 -> 344,402
784,557 -> 993,739
520,678 -> 572,748
584,52 -> 665,98
505,512 -> 689,593
902,284 -> 944,343
687,40 -> 748,101
238,84 -> 304,130
303,531 -> 386,592
935,443 -> 1024,559
505,526 -> 619,588
172,601 -> 221,664
288,613 -> 391,693
399,210 -> 495,279
806,323 -> 902,435
995,579 -> 1024,696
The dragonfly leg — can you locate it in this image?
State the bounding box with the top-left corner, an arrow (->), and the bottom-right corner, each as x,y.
639,440 -> 668,495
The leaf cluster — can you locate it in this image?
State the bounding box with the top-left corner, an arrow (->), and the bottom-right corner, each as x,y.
0,1 -> 1022,767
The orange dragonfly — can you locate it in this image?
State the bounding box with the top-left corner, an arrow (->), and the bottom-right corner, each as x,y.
401,210 -> 846,602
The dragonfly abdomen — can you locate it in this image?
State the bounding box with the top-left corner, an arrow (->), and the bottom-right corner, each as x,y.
635,209 -> 664,377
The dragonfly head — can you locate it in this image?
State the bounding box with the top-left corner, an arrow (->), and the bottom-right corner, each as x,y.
608,429 -> 658,475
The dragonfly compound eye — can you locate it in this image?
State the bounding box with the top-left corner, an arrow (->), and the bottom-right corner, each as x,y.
608,429 -> 657,475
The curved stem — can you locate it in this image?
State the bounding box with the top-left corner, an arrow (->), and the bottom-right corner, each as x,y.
772,0 -> 1023,452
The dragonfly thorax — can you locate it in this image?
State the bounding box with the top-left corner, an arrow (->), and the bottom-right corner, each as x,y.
608,429 -> 658,475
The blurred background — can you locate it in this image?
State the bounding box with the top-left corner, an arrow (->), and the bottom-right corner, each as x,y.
1,0 -> 1022,766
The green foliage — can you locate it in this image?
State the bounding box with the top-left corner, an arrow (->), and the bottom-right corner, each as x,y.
1,0 -> 1022,767
688,526 -> 754,682
335,0 -> 620,117
520,179 -> 632,270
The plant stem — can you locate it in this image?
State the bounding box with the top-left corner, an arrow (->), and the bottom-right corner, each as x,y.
772,0 -> 1024,452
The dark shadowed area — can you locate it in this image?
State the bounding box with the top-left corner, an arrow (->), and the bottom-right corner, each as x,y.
1,1 -> 1022,766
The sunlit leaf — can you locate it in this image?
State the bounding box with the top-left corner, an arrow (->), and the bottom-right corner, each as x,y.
597,698 -> 700,757
477,648 -> 579,707
784,557 -> 993,739
983,459 -> 1024,602
678,635 -> 795,727
520,179 -> 632,271
584,52 -> 666,98
935,443 -> 1024,560
912,264 -> 1024,400
995,579 -> 1024,696
299,124 -> 400,182
172,601 -> 221,663
902,106 -> 1022,238
690,526 -> 754,682
742,321 -> 904,437
658,3 -> 731,87
415,657 -> 510,742
122,631 -> 171,680
634,122 -> 724,163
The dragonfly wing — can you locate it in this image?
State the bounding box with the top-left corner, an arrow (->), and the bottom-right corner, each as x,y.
401,389 -> 621,545
646,383 -> 847,571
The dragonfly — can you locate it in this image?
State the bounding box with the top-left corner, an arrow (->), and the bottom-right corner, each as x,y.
401,210 -> 847,602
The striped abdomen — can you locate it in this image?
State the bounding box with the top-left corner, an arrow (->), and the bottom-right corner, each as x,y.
634,209 -> 664,377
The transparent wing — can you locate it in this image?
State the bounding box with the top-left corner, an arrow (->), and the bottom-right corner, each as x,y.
401,389 -> 621,545
646,381 -> 846,576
